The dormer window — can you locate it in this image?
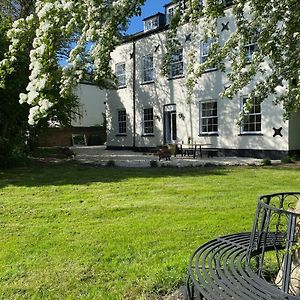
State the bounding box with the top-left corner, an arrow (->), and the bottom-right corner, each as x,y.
144,16 -> 159,32
143,13 -> 165,32
166,4 -> 177,25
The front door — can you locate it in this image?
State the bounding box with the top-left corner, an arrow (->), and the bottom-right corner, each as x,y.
164,110 -> 177,144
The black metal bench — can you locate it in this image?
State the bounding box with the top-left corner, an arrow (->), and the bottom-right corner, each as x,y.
186,192 -> 300,300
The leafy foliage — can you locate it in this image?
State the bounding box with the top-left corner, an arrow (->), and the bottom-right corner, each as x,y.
1,0 -> 299,125
167,0 -> 300,119
0,0 -> 145,124
0,1 -> 80,163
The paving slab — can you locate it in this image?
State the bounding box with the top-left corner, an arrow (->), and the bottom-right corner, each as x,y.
70,145 -> 276,168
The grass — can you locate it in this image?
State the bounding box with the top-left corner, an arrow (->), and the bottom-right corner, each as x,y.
0,163 -> 299,299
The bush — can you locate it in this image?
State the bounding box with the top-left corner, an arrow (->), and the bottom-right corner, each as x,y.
281,156 -> 294,164
0,137 -> 27,168
261,158 -> 272,166
106,160 -> 116,167
0,138 -> 13,168
150,160 -> 158,168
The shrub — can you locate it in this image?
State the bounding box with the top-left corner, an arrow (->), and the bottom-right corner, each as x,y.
106,160 -> 116,167
281,156 -> 294,164
0,137 -> 27,168
150,160 -> 158,168
261,158 -> 272,166
0,138 -> 13,168
291,155 -> 300,161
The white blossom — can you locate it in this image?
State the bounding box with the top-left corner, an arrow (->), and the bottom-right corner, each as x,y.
39,99 -> 53,112
37,3 -> 54,19
275,85 -> 287,95
0,0 -> 147,125
27,90 -> 39,104
0,59 -> 10,67
19,93 -> 28,104
28,106 -> 40,125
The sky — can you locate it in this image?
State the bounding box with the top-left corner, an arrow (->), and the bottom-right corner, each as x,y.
59,0 -> 169,66
126,0 -> 170,35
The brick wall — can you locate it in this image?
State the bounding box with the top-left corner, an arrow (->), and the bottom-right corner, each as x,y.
38,127 -> 106,147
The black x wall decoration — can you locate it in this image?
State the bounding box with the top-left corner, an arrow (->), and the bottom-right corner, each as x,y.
154,44 -> 160,52
273,127 -> 283,137
185,33 -> 192,42
221,21 -> 230,32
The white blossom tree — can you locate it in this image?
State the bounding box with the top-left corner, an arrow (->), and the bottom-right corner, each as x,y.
1,0 -> 299,124
0,0 -> 145,125
169,0 -> 300,120
0,0 -> 79,144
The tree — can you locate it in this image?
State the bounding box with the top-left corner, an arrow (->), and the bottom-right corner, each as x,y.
0,1 -> 35,143
0,0 -> 79,157
167,0 -> 300,119
1,0 -> 299,124
0,0 -> 145,125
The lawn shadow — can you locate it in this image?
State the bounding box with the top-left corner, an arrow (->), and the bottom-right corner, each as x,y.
0,160 -> 230,189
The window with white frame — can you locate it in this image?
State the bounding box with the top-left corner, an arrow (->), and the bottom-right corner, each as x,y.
115,62 -> 126,87
244,36 -> 258,62
142,54 -> 154,83
117,110 -> 127,134
144,17 -> 159,32
169,48 -> 183,78
199,101 -> 218,134
166,4 -> 177,24
200,39 -> 216,70
241,97 -> 261,133
143,108 -> 154,135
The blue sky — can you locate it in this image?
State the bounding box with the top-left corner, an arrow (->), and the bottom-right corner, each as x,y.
126,0 -> 170,35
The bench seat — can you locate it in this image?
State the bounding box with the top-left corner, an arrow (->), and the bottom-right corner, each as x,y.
187,232 -> 296,300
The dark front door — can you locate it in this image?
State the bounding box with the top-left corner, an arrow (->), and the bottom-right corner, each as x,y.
164,110 -> 177,143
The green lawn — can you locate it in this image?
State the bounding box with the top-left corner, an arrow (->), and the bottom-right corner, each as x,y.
0,163 -> 299,299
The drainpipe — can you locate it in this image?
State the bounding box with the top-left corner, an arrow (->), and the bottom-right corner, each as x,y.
132,41 -> 136,150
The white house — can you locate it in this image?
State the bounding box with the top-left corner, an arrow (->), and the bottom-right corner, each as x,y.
39,82 -> 107,147
73,82 -> 107,128
106,1 -> 300,159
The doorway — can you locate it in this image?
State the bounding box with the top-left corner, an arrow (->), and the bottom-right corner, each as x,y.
164,104 -> 177,144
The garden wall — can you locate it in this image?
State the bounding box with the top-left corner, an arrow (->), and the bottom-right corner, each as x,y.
38,127 -> 106,147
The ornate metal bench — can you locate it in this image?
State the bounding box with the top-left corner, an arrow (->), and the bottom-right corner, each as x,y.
186,192 -> 300,300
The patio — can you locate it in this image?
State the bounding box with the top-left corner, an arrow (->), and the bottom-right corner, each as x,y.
70,145 -> 273,168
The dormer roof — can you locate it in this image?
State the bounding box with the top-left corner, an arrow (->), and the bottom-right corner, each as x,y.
142,12 -> 165,22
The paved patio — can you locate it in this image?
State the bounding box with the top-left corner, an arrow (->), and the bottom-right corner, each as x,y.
71,145 -> 276,168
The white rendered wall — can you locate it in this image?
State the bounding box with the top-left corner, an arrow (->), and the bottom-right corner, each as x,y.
107,7 -> 291,153
72,83 -> 106,127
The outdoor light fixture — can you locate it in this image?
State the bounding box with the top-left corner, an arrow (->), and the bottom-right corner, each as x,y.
178,113 -> 185,120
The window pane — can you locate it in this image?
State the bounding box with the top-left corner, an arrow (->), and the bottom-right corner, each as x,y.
143,108 -> 154,134
201,39 -> 216,69
118,110 -> 126,134
169,49 -> 183,78
242,98 -> 261,132
116,63 -> 126,87
200,101 -> 218,133
244,42 -> 258,62
142,55 -> 154,82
